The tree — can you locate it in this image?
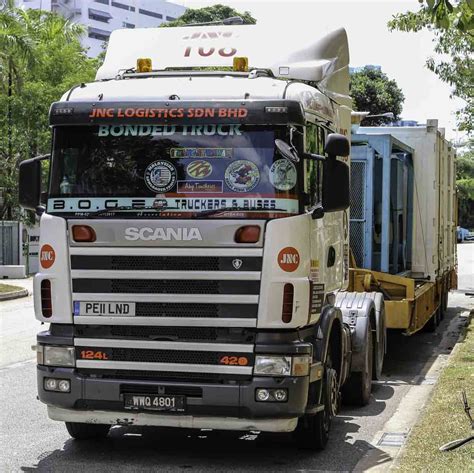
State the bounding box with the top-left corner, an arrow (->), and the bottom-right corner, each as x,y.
0,6 -> 98,220
163,4 -> 256,27
456,143 -> 474,228
388,1 -> 473,134
350,67 -> 405,125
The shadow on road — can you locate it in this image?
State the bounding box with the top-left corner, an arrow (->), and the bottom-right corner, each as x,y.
20,420 -> 391,472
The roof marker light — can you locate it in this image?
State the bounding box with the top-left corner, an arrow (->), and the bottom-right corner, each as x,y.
233,57 -> 248,72
137,58 -> 152,73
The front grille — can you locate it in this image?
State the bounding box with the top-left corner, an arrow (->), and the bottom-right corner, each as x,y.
71,255 -> 262,272
77,368 -> 252,382
120,384 -> 202,397
73,279 -> 260,295
75,326 -> 256,343
76,347 -> 254,365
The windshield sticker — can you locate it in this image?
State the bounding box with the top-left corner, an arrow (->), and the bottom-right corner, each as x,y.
144,161 -> 177,193
224,160 -> 260,193
89,106 -> 248,120
97,124 -> 242,137
269,159 -> 297,191
186,160 -> 212,179
170,148 -> 233,159
47,197 -> 299,214
177,181 -> 223,193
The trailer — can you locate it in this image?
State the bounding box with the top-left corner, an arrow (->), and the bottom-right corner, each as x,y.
348,121 -> 457,334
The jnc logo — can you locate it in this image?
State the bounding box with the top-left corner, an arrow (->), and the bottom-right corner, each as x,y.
40,244 -> 56,269
278,247 -> 300,272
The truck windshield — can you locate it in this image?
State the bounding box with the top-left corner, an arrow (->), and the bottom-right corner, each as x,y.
48,124 -> 301,219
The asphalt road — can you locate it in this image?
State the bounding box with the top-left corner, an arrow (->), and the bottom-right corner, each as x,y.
1,245 -> 472,472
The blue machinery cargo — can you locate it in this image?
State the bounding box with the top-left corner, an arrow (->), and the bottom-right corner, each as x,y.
349,122 -> 457,334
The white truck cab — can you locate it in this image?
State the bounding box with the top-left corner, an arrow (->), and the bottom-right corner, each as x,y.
19,23 -> 383,449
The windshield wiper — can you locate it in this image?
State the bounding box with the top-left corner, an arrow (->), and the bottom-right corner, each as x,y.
195,206 -> 288,218
87,205 -> 180,218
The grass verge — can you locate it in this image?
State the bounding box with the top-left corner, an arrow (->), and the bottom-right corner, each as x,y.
396,315 -> 474,472
0,282 -> 24,293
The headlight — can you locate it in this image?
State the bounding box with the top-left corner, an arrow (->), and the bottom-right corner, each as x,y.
254,355 -> 311,377
43,346 -> 75,367
254,356 -> 292,376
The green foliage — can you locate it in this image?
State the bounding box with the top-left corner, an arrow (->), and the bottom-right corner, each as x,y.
0,6 -> 98,219
350,67 -> 405,125
388,2 -> 473,133
456,146 -> 474,227
162,4 -> 256,27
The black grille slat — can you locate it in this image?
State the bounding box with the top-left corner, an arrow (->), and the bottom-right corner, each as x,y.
73,279 -> 260,295
77,348 -> 254,365
77,368 -> 251,382
75,326 -> 256,343
71,255 -> 262,272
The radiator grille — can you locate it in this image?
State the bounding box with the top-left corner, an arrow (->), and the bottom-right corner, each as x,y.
76,347 -> 253,365
71,255 -> 262,272
73,279 -> 260,295
75,326 -> 256,343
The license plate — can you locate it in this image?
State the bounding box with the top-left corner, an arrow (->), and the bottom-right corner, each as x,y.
74,301 -> 136,316
124,394 -> 186,412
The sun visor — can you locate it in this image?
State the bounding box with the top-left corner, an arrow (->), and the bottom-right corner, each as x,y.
96,25 -> 349,94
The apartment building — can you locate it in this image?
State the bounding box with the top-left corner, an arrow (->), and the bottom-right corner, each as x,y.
17,0 -> 186,57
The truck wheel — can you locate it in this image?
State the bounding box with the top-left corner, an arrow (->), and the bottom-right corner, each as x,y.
65,422 -> 110,440
294,354 -> 338,450
342,327 -> 373,406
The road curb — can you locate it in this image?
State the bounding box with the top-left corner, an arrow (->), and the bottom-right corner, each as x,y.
354,307 -> 473,472
0,289 -> 29,302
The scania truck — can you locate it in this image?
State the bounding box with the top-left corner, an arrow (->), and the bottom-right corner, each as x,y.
19,24 -> 385,449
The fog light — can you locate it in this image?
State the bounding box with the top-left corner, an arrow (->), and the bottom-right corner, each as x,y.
44,378 -> 58,391
273,389 -> 288,402
58,380 -> 71,393
256,389 -> 270,402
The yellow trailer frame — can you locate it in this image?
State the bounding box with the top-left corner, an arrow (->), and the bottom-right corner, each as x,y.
347,264 -> 457,335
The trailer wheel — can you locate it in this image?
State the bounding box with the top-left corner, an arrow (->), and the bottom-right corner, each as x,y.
294,353 -> 337,450
423,308 -> 439,332
342,326 -> 373,406
65,422 -> 110,440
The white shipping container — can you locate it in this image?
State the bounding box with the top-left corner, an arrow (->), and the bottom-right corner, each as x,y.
357,120 -> 456,282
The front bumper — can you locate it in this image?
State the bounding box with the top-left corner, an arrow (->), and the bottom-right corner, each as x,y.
37,366 -> 309,432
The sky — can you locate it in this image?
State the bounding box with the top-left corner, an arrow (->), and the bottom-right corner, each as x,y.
171,0 -> 465,141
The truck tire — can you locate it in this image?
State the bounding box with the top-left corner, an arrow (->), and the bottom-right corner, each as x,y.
342,327 -> 373,406
294,353 -> 338,450
65,422 -> 110,440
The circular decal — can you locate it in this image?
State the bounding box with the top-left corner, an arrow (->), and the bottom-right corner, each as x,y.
224,160 -> 260,193
144,161 -> 177,193
269,159 -> 297,191
40,244 -> 56,269
186,160 -> 212,179
278,247 -> 300,272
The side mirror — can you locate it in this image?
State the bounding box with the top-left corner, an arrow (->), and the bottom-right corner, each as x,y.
324,133 -> 350,158
275,139 -> 300,163
323,159 -> 350,212
19,155 -> 49,211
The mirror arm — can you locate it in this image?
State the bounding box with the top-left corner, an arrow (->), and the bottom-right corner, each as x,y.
302,153 -> 325,161
308,203 -> 325,220
35,205 -> 46,217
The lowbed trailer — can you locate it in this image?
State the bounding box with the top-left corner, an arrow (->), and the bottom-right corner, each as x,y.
349,121 -> 457,334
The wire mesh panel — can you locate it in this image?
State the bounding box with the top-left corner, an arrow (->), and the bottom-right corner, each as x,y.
0,221 -> 19,265
350,161 -> 367,268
